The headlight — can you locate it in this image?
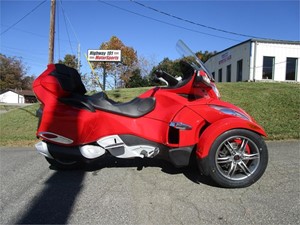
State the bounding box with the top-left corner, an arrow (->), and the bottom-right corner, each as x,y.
210,105 -> 251,121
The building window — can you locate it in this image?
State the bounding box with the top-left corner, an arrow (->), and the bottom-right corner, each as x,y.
218,69 -> 222,82
212,72 -> 215,79
237,60 -> 243,81
226,64 -> 231,82
286,58 -> 297,80
262,56 -> 274,79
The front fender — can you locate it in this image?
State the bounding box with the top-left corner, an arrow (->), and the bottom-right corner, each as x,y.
196,117 -> 267,159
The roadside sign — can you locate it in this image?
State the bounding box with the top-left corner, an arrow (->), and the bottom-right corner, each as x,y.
87,50 -> 121,62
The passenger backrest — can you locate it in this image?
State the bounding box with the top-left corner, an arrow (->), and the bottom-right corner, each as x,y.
50,64 -> 86,95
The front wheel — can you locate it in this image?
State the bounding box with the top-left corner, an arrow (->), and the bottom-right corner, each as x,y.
45,157 -> 82,170
207,129 -> 268,188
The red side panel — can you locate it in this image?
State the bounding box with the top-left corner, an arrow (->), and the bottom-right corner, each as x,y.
33,64 -> 69,106
170,107 -> 206,147
37,105 -> 170,146
37,104 -> 96,145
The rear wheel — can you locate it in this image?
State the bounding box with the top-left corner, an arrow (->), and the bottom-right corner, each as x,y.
207,129 -> 268,188
45,157 -> 82,170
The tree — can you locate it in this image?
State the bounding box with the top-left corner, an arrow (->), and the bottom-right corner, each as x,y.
93,36 -> 138,90
126,68 -> 151,88
196,50 -> 217,63
58,54 -> 96,90
150,57 -> 182,82
58,54 -> 79,70
0,54 -> 33,90
21,76 -> 35,90
150,50 -> 217,84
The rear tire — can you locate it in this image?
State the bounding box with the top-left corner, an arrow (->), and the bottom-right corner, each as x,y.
45,157 -> 82,170
207,129 -> 268,188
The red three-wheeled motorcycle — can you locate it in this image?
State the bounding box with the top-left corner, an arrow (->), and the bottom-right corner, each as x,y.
33,40 -> 268,188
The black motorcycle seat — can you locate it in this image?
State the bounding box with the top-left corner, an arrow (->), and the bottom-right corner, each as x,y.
51,64 -> 155,117
89,92 -> 156,117
59,92 -> 156,118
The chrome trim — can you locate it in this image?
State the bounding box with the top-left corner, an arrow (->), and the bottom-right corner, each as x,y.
97,135 -> 159,158
210,105 -> 251,121
38,132 -> 73,144
35,141 -> 53,159
170,121 -> 192,130
80,145 -> 106,159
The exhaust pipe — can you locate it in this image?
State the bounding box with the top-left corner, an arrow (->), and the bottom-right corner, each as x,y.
35,141 -> 53,159
35,141 -> 106,160
80,145 -> 105,159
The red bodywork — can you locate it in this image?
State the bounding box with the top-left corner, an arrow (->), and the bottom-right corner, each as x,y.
33,64 -> 266,161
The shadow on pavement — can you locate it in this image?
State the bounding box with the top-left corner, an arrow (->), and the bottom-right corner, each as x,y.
17,156 -> 216,224
84,155 -> 217,187
17,170 -> 85,224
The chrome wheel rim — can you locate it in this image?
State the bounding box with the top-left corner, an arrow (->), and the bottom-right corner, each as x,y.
215,135 -> 260,181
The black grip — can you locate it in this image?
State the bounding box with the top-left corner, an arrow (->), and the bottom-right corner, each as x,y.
155,70 -> 164,78
154,70 -> 179,87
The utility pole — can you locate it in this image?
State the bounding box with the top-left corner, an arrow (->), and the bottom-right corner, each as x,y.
48,0 -> 56,64
77,43 -> 81,72
103,66 -> 106,91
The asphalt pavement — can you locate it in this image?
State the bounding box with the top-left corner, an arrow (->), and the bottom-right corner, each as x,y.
0,141 -> 299,225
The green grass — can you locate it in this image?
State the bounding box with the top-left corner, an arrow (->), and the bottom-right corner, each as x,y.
0,104 -> 22,112
218,82 -> 300,140
107,87 -> 151,102
0,82 -> 299,146
0,104 -> 39,146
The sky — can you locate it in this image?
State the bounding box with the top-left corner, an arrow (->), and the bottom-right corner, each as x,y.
1,0 -> 299,78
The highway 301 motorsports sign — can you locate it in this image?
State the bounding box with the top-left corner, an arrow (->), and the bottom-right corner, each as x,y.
87,50 -> 121,62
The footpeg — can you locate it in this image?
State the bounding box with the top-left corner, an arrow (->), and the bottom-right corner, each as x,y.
142,147 -> 159,158
97,135 -> 160,158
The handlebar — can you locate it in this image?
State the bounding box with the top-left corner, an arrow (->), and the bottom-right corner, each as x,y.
154,70 -> 179,87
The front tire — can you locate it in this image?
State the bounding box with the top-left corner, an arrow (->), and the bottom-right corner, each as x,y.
207,129 -> 268,188
45,157 -> 82,170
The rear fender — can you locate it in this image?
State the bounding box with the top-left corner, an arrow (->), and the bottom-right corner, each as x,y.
196,118 -> 267,159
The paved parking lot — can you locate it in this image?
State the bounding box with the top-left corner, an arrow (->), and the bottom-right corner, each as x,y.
0,141 -> 299,224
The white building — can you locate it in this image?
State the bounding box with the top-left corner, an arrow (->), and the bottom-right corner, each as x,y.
204,39 -> 300,82
0,90 -> 36,103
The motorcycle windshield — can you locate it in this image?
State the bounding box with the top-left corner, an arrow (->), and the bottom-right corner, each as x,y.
176,40 -> 214,81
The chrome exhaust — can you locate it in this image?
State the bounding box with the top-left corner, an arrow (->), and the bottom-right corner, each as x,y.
35,141 -> 53,159
35,141 -> 106,160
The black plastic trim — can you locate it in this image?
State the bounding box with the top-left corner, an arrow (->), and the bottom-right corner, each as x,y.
47,143 -> 83,161
197,156 -> 210,176
168,127 -> 179,144
36,107 -> 43,130
119,134 -> 170,160
169,146 -> 194,167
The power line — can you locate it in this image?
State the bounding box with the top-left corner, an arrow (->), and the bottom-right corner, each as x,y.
59,0 -> 80,44
0,24 -> 48,38
1,45 -> 48,56
131,0 -> 270,40
0,24 -> 78,43
59,0 -> 75,55
58,0 -> 81,70
0,0 -> 47,36
57,1 -> 61,60
97,1 -> 241,42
